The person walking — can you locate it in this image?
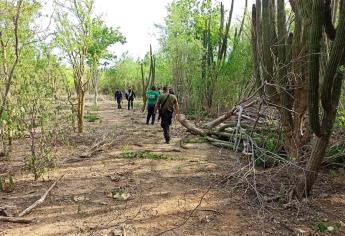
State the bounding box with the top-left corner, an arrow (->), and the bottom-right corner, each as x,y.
158,87 -> 174,121
114,89 -> 123,109
145,86 -> 160,125
155,86 -> 180,144
125,88 -> 136,110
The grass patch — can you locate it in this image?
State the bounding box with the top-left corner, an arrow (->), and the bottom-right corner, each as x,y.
118,150 -> 168,160
84,113 -> 99,122
313,221 -> 342,233
182,137 -> 208,144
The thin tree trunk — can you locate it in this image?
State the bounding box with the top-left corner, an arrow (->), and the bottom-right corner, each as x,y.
77,90 -> 85,133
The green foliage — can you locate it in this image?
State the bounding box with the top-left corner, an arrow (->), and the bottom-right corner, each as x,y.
315,222 -> 328,232
216,39 -> 254,107
156,0 -> 254,114
313,221 -> 342,233
265,137 -> 278,153
326,143 -> 345,157
100,49 -> 173,96
88,17 -> 126,97
335,110 -> 345,127
88,18 -> 126,64
24,128 -> 56,181
100,55 -> 142,94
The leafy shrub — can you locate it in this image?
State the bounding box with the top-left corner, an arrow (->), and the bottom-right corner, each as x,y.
24,143 -> 55,181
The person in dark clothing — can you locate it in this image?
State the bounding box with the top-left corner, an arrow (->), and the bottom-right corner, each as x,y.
158,87 -> 174,121
155,86 -> 180,144
114,89 -> 123,109
125,88 -> 136,110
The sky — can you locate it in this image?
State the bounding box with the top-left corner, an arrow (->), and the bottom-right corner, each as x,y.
94,0 -> 254,59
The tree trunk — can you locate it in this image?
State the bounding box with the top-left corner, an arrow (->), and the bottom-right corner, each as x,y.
94,83 -> 98,108
92,69 -> 99,108
295,134 -> 330,198
308,0 -> 324,137
295,0 -> 345,197
238,0 -> 248,39
77,90 -> 85,133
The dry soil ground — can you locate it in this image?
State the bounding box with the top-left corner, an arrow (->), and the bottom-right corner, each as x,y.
0,95 -> 344,236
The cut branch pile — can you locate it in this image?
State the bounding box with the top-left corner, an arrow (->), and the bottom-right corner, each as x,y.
178,99 -> 288,165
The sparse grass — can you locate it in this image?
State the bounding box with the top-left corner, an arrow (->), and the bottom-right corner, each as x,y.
175,165 -> 182,173
182,137 -> 208,144
84,113 -> 99,122
120,151 -> 168,160
313,221 -> 342,233
329,170 -> 338,178
118,147 -> 169,160
0,176 -> 15,193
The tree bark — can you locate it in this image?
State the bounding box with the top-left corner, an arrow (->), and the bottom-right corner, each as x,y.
77,90 -> 85,133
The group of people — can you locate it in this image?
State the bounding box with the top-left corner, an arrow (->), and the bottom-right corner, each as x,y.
146,86 -> 179,144
114,88 -> 136,110
113,86 -> 180,144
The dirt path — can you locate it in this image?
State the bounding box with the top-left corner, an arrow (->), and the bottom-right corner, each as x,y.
1,96 -> 250,236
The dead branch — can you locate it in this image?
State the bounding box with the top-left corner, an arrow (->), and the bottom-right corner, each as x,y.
209,131 -> 233,139
0,216 -> 34,224
155,185 -> 212,236
217,123 -> 236,132
141,148 -> 182,153
18,175 -> 64,217
206,100 -> 257,128
79,131 -> 118,158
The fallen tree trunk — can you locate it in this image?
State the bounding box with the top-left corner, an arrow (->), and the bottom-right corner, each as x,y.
177,101 -> 279,158
0,216 -> 34,224
178,114 -> 206,136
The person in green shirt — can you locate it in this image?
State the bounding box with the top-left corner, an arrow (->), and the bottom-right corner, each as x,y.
145,86 -> 160,125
